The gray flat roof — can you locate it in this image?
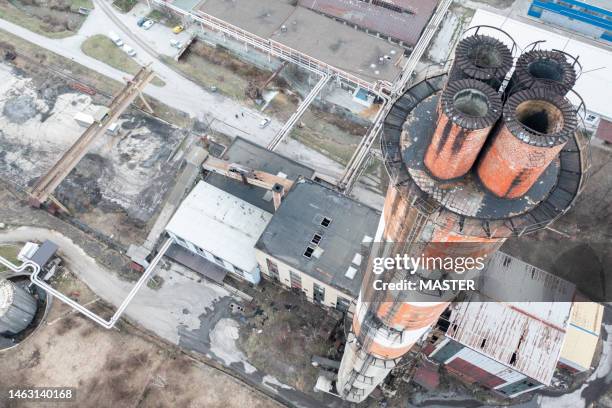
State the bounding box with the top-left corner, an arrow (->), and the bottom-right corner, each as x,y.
255,179 -> 380,297
205,137 -> 315,213
271,7 -> 404,83
199,0 -> 297,39
197,1 -> 405,83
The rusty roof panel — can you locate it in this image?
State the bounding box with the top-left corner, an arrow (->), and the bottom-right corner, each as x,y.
298,0 -> 438,46
447,300 -> 568,386
446,252 -> 576,385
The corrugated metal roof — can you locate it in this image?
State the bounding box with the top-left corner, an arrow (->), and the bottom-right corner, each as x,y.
446,299 -> 567,386
446,252 -> 577,385
299,0 -> 438,46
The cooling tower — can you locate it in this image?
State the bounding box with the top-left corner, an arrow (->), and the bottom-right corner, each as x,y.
0,279 -> 37,336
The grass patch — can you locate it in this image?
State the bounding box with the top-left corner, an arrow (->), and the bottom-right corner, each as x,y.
0,245 -> 19,272
81,35 -> 165,87
112,0 -> 137,13
147,9 -> 181,27
0,1 -> 89,39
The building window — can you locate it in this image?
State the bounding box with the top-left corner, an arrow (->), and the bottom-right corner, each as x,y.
336,297 -> 350,313
213,255 -> 225,266
303,246 -> 315,258
311,233 -> 322,246
289,271 -> 302,289
266,258 -> 279,280
321,217 -> 332,228
313,283 -> 325,304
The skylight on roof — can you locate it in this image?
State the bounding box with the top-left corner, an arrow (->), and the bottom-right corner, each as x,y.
303,246 -> 315,258
321,217 -> 332,228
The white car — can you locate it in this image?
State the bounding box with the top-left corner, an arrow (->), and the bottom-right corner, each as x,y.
108,31 -> 124,47
259,118 -> 271,129
122,44 -> 137,57
170,39 -> 183,49
142,19 -> 155,30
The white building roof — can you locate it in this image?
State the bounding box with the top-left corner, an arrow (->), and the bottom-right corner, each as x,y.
446,252 -> 576,385
165,181 -> 272,272
469,9 -> 612,120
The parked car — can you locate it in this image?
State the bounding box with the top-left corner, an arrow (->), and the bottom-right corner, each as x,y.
137,17 -> 148,27
142,19 -> 155,30
259,118 -> 271,129
173,25 -> 184,34
170,39 -> 183,49
108,31 -> 124,47
123,44 -> 137,57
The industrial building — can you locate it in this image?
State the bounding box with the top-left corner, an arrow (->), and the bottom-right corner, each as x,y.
425,252 -> 587,398
165,181 -> 273,285
298,0 -> 439,48
153,0 -> 408,90
334,25 -> 590,402
528,0 -> 611,43
255,179 -> 380,312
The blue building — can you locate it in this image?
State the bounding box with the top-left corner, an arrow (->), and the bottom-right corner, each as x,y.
528,0 -> 612,42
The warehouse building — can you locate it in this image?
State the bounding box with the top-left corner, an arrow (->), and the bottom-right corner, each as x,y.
528,0 -> 611,43
426,252 -> 603,398
299,0 -> 439,48
165,181 -> 273,285
255,179 -> 380,313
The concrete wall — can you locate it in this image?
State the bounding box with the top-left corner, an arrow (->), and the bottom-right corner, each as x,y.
255,248 -> 355,312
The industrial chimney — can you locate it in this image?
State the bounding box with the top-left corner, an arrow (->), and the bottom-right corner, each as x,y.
506,49 -> 577,96
424,79 -> 502,180
336,37 -> 588,403
478,88 -> 577,198
449,34 -> 513,90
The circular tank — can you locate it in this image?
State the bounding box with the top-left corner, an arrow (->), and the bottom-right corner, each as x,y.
0,278 -> 37,336
507,50 -> 577,96
449,34 -> 514,90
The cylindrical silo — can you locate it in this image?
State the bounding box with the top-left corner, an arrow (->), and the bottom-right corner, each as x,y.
424,79 -> 502,180
449,34 -> 513,90
477,88 -> 577,198
506,50 -> 577,96
0,279 -> 37,336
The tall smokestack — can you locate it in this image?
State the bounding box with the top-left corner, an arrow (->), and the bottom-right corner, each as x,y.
424,79 -> 502,180
336,42 -> 587,403
449,34 -> 513,90
506,50 -> 577,96
477,88 -> 577,198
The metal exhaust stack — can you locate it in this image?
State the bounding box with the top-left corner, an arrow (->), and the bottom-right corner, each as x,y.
477,88 -> 577,198
507,50 -> 577,96
449,34 -> 513,90
424,79 -> 502,180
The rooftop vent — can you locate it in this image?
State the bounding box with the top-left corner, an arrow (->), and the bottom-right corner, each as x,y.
345,266 -> 357,280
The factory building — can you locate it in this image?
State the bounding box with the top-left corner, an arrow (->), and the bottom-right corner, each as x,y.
426,252 -> 575,397
527,0 -> 611,43
335,27 -> 589,402
165,181 -> 273,285
425,252 -> 603,396
255,179 -> 380,313
298,0 -> 439,48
